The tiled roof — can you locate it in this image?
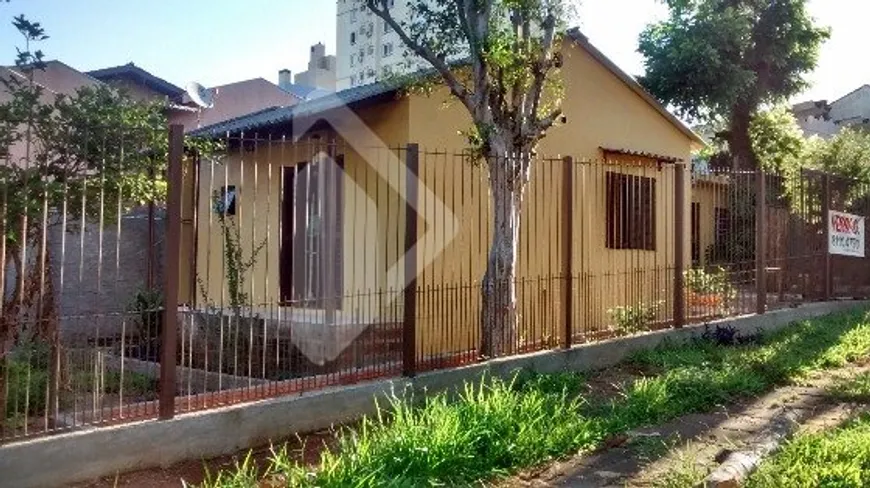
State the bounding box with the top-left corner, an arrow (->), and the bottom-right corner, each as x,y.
87,62 -> 184,98
189,79 -> 400,137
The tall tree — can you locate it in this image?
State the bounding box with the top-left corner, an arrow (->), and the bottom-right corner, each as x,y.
365,0 -> 572,358
639,0 -> 828,170
0,16 -> 211,357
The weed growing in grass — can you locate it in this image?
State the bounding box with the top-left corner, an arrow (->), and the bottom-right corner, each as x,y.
827,371 -> 870,402
193,309 -> 870,488
747,413 -> 870,488
652,446 -> 709,488
628,433 -> 680,462
189,452 -> 260,488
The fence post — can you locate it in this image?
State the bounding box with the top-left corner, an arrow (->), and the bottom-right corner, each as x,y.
402,143 -> 419,377
756,169 -> 767,314
561,156 -> 574,349
822,171 -> 832,301
159,124 -> 184,420
673,162 -> 686,328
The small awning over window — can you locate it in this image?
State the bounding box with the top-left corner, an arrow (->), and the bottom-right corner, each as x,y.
600,147 -> 682,163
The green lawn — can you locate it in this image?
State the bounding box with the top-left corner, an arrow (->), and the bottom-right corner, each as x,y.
196,308 -> 870,488
748,413 -> 870,488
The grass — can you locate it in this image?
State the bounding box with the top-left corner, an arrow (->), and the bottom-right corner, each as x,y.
653,446 -> 709,488
747,413 -> 870,488
827,371 -> 870,402
194,308 -> 870,488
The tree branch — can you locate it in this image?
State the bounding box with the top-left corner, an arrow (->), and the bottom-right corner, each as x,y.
366,0 -> 473,112
525,9 -> 558,135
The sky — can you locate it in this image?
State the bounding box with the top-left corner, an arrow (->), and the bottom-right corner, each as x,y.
0,0 -> 865,103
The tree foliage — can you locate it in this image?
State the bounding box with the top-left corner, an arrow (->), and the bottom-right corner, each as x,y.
0,15 -> 216,357
749,105 -> 805,175
639,0 -> 828,169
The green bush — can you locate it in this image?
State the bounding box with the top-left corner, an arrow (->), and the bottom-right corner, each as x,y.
127,288 -> 163,340
608,301 -> 662,334
2,344 -> 50,419
684,266 -> 735,299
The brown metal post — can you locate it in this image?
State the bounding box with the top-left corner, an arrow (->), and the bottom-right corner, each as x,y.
822,172 -> 832,300
159,124 -> 184,420
561,156 -> 574,348
146,165 -> 156,290
402,144 -> 419,377
756,169 -> 767,314
673,162 -> 686,328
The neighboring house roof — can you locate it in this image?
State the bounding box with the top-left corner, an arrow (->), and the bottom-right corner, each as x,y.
192,29 -> 704,146
172,77 -> 302,131
87,62 -> 184,99
280,83 -> 331,100
831,84 -> 870,107
1,60 -> 103,98
190,78 -> 401,136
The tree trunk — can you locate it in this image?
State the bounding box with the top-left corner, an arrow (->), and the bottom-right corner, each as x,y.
728,100 -> 757,171
479,144 -> 530,358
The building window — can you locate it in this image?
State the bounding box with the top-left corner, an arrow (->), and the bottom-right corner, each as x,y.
350,75 -> 356,86
350,54 -> 355,67
606,172 -> 656,250
350,10 -> 357,22
383,20 -> 391,33
383,42 -> 393,57
350,32 -> 356,45
367,44 -> 374,55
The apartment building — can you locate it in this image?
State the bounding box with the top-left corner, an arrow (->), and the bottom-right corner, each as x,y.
336,0 -> 423,89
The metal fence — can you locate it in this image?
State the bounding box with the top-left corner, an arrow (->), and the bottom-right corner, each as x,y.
3,125 -> 869,443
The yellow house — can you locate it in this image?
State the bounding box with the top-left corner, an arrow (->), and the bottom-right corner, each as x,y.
184,29 -> 705,365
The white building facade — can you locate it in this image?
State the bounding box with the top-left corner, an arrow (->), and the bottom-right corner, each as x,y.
336,0 -> 424,90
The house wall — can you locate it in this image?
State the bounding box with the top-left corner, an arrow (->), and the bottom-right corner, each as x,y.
829,85 -> 870,125
190,40 -> 696,359
402,41 -> 695,356
192,98 -> 412,318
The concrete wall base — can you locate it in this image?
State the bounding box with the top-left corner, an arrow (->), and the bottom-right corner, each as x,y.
1,300 -> 865,488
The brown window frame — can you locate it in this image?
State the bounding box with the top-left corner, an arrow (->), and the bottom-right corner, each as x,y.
280,155 -> 344,308
606,172 -> 657,251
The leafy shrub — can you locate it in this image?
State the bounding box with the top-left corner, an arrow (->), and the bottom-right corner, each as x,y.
700,324 -> 761,346
2,342 -> 50,419
608,301 -> 662,334
685,267 -> 736,314
127,287 -> 163,340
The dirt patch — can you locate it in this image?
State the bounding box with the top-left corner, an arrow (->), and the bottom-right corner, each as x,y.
68,428 -> 339,487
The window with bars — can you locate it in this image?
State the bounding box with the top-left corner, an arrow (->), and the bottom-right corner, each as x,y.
606,172 -> 656,250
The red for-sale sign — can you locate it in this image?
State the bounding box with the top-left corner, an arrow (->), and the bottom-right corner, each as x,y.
829,210 -> 865,257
